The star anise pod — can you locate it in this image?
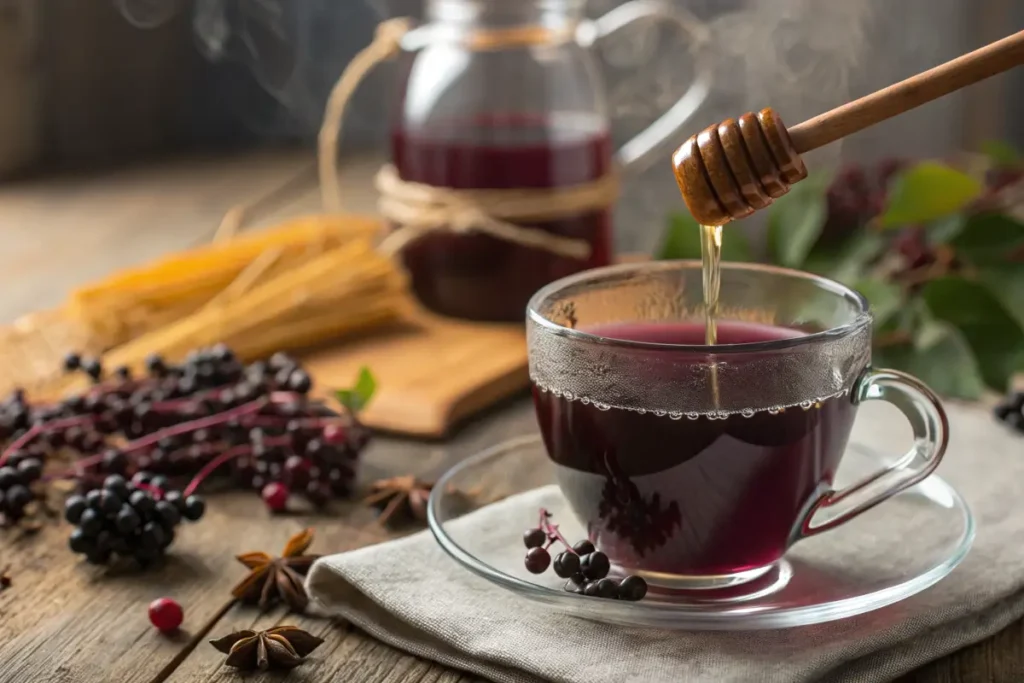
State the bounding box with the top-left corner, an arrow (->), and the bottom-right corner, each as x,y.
231,528 -> 320,612
363,475 -> 433,527
210,625 -> 324,671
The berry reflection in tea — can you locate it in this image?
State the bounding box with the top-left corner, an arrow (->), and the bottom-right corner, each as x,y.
532,321 -> 859,578
391,117 -> 612,322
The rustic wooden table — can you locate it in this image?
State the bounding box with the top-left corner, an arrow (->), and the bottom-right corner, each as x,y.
0,152 -> 1019,683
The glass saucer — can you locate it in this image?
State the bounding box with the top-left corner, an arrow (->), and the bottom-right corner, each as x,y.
426,435 -> 974,630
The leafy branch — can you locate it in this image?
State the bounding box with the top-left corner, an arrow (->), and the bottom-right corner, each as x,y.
658,143 -> 1024,400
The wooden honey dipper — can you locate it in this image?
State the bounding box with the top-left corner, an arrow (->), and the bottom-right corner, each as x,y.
673,29 -> 1024,226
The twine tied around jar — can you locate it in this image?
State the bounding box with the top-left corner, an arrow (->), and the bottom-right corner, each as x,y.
216,17 -> 620,261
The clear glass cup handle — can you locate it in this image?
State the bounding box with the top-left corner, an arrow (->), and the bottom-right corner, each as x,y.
799,368 -> 950,538
578,0 -> 712,173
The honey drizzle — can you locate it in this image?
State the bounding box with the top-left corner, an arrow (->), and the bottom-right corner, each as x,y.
699,224 -> 723,407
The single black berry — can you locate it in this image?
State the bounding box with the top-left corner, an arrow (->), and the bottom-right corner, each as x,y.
572,540 -> 596,556
103,474 -> 130,500
617,575 -> 648,601
85,489 -> 103,510
63,352 -> 82,372
524,547 -> 551,574
64,495 -> 88,524
129,490 -> 156,514
98,491 -> 122,515
7,485 -> 31,509
82,359 -> 103,381
79,508 -> 103,536
0,467 -> 18,489
523,528 -> 547,549
182,495 -> 205,521
288,370 -> 312,394
17,458 -> 43,482
145,353 -> 167,377
583,581 -> 601,597
593,578 -> 619,598
116,506 -> 141,533
553,551 -> 581,579
580,551 -> 610,580
155,500 -> 181,527
68,527 -> 92,554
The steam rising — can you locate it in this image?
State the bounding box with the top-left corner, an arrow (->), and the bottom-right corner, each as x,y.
116,0 -> 959,249
119,0 -> 880,150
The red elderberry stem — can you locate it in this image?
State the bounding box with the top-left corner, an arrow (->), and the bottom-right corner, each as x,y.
0,415 -> 95,467
183,445 -> 253,497
121,392 -> 297,455
538,507 -> 577,554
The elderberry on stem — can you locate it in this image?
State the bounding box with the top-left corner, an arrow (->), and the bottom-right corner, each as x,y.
520,509 -> 647,602
0,346 -> 371,524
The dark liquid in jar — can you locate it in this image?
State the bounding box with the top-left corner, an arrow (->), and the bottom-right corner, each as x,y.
390,115 -> 613,321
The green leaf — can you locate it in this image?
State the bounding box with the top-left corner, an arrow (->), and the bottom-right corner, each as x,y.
981,140 -> 1021,167
874,325 -> 985,401
977,264 -> 1024,332
335,366 -> 377,413
921,277 -> 1024,392
767,173 -> 830,267
853,278 -> 902,328
657,213 -> 752,261
803,231 -> 886,285
657,213 -> 700,260
880,162 -> 983,227
949,213 -> 1024,265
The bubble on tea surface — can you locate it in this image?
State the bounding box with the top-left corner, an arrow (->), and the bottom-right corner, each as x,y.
595,403 -> 611,412
636,408 -> 647,415
581,397 -> 591,405
654,410 -> 667,417
800,400 -> 813,410
686,412 -> 700,421
741,408 -> 756,418
768,407 -> 783,415
669,412 -> 683,421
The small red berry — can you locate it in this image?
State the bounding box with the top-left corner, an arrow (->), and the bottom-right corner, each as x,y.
148,597 -> 183,632
322,423 -> 347,445
261,482 -> 290,512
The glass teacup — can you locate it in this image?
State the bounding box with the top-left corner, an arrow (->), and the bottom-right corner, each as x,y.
527,261 -> 948,589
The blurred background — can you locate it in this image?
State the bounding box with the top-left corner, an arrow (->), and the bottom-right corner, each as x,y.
1,0 -> 1021,244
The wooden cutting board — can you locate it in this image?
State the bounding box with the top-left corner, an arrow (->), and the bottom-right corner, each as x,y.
300,255 -> 646,438
301,302 -> 528,439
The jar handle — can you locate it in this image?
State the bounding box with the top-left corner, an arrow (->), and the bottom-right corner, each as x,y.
797,368 -> 950,538
584,0 -> 712,174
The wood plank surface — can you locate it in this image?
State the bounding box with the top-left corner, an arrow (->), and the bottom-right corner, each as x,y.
0,151 -> 1022,683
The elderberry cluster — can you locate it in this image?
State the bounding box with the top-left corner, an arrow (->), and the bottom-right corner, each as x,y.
995,391 -> 1024,434
64,474 -> 204,566
522,512 -> 647,602
0,454 -> 42,526
0,344 -> 370,523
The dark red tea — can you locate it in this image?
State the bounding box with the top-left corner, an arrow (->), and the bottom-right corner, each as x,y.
533,320 -> 860,577
391,117 -> 613,321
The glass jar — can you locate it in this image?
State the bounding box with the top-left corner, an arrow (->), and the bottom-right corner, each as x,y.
390,0 -> 710,321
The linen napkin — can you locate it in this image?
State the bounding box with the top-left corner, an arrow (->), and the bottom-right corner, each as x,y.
307,402 -> 1024,683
